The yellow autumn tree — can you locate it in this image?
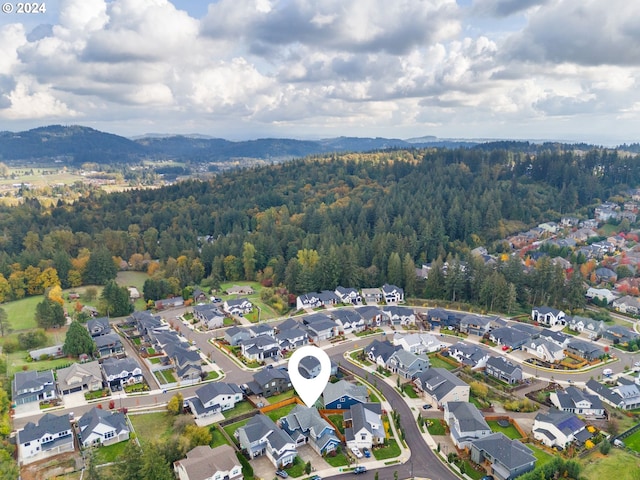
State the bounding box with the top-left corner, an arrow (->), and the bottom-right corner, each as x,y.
47,285 -> 64,306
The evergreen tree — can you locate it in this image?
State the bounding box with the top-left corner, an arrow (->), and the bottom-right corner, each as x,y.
242,242 -> 257,281
402,253 -> 417,297
100,280 -> 133,317
141,443 -> 174,480
84,247 -> 117,285
387,252 -> 403,287
63,321 -> 96,357
0,308 -> 10,337
35,298 -> 65,329
424,258 -> 445,299
113,441 -> 144,480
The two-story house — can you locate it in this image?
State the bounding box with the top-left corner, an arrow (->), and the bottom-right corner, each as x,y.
77,407 -> 130,447
331,309 -> 365,334
187,382 -> 244,419
531,306 -> 566,327
485,357 -> 523,385
87,317 -> 111,337
447,342 -> 491,369
174,445 -> 243,480
224,298 -> 254,316
533,410 -> 592,449
247,368 -> 291,398
393,333 -> 446,355
237,414 -> 297,468
323,380 -> 369,409
335,286 -> 361,305
386,349 -> 430,379
470,433 -> 536,480
13,370 -> 57,406
343,402 -> 385,450
280,405 -> 341,455
444,401 -> 491,449
101,357 -> 143,391
18,413 -> 74,465
550,386 -> 605,416
381,284 -> 404,304
413,368 -> 470,407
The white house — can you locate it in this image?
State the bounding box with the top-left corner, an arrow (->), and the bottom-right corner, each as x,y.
18,413 -> 74,465
237,415 -> 297,468
444,402 -> 492,449
531,306 -> 566,327
224,298 -> 253,315
613,295 -> 640,315
586,287 -> 616,305
174,445 -> 243,480
550,386 -> 605,417
77,407 -> 130,447
382,284 -> 404,304
393,333 -> 446,354
343,403 -> 385,450
522,338 -> 565,363
532,410 -> 591,449
188,382 -> 244,419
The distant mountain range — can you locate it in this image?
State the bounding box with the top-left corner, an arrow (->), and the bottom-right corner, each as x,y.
0,125 -> 480,165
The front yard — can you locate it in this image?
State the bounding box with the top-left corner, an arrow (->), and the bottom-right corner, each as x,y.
154,369 -> 177,384
372,439 -> 401,460
425,418 -> 447,435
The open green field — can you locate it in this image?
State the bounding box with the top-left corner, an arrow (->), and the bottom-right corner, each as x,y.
623,428 -> 640,452
93,439 -> 130,465
487,420 -> 522,439
7,353 -> 74,377
3,295 -> 42,331
116,271 -> 149,291
218,281 -> 282,320
129,412 -> 177,444
580,449 -> 640,480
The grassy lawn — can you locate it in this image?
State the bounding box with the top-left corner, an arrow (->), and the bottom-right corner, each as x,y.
84,389 -> 111,401
526,444 -> 554,466
8,353 -> 74,377
149,357 -> 163,364
372,439 -> 401,460
369,391 -> 380,403
223,419 -> 249,444
92,440 -> 130,465
623,427 -> 640,452
402,384 -> 418,398
116,271 -> 149,291
223,317 -> 236,326
460,460 -> 485,480
427,354 -> 457,370
129,412 -> 177,444
266,403 -> 298,422
285,456 -> 306,477
204,370 -> 220,381
580,448 -> 640,480
209,425 -> 230,448
222,401 -> 256,419
155,369 -> 177,384
487,420 -> 522,439
324,451 -> 349,467
328,414 -> 345,434
425,418 -> 447,435
349,350 -> 372,366
3,295 -> 43,331
268,390 -> 296,404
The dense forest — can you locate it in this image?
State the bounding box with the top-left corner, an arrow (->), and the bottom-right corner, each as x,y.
0,146 -> 638,312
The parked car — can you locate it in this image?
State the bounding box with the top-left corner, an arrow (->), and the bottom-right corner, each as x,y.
362,447 -> 371,458
350,446 -> 363,458
310,476 -> 322,480
275,470 -> 289,478
354,467 -> 367,474
422,404 -> 432,410
480,476 -> 494,480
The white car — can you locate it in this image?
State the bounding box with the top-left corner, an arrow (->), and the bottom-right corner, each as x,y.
350,446 -> 363,459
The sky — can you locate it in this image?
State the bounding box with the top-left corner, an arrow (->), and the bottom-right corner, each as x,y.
0,0 -> 639,144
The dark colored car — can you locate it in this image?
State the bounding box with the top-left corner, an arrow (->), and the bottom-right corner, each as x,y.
480,476 -> 494,480
354,466 -> 367,474
362,447 -> 371,458
422,404 -> 432,410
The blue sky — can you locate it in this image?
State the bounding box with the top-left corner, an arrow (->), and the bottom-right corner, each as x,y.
0,0 -> 638,144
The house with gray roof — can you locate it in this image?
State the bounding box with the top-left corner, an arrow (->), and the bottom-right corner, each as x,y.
382,306 -> 415,326
240,335 -> 279,362
101,357 -> 143,391
413,368 -> 470,407
304,318 -> 338,342
602,325 -> 638,345
550,386 -> 604,416
566,340 -> 605,361
365,339 -> 401,367
567,316 -> 605,338
187,382 -> 244,419
522,338 -> 565,363
361,287 -> 383,304
489,327 -> 531,350
387,349 -> 430,379
296,292 -> 322,310
174,445 -> 242,480
95,332 -> 124,358
280,405 -> 341,455
332,309 -> 365,333
470,432 -> 536,480
538,329 -> 571,348
485,357 -> 523,384
57,361 -> 103,395
193,304 -> 225,330
533,410 -> 591,449
355,305 -> 384,327
237,414 -> 297,468
444,401 -> 491,449
459,314 -> 492,336
613,295 -> 640,315
87,317 -> 111,337
12,370 -> 57,406
335,286 -> 361,304
163,341 -> 203,383
382,284 -> 404,304
247,368 -> 291,397
586,379 -> 640,410
393,332 -> 446,355
250,323 -> 276,338
276,326 -> 309,350
317,290 -> 340,306
531,306 -> 566,327
18,413 -> 74,465
323,380 -> 368,409
77,407 -> 130,447
224,326 -> 252,346
447,342 -> 491,369
344,402 -> 385,450
224,298 -> 253,315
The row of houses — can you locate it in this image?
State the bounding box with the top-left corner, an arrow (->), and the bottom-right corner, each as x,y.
296,284 -> 404,310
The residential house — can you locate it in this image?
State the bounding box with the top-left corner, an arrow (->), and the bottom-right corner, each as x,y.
128,287 -> 141,300
317,290 -> 340,306
364,339 -> 401,367
18,413 -> 74,465
413,368 -> 470,407
447,343 -> 491,369
240,335 -> 280,362
602,325 -> 638,345
566,340 -> 605,361
56,361 -> 103,395
224,298 -> 253,316
355,306 -> 385,327
226,285 -> 255,295
522,338 -> 565,363
192,288 -> 208,303
586,379 -> 640,410
538,221 -> 560,233
101,357 -> 143,391
613,295 -> 640,314
568,227 -> 598,243
470,433 -> 536,480
538,329 -> 571,349
387,350 -> 430,379
87,317 -> 111,337
188,382 -> 244,419
174,445 -> 243,480
296,293 -> 322,310
595,267 -> 617,283
303,314 -> 338,342
459,314 -> 492,336
531,306 -> 566,327
276,326 -> 309,351
12,370 -> 57,406
132,310 -> 166,336
382,306 -> 415,326
95,333 -> 124,358
250,323 -> 276,338
343,403 -> 385,450
157,336 -> 203,383
323,379 -> 369,409
567,316 -> 605,339
224,326 -> 252,346
77,407 -> 130,447
580,219 -> 599,229
485,357 -> 523,384
280,406 -> 341,455
393,333 -> 446,355
155,296 -> 184,310
489,327 -> 531,350
560,216 -> 580,227
237,414 -> 297,468
381,284 -> 404,304
247,368 -> 291,398
193,304 -> 225,330
361,288 -> 383,304
335,286 -> 361,304
276,318 -> 300,332
29,345 -> 64,361
444,401 -> 492,449
332,309 -> 365,334
532,410 -> 591,449
550,387 -> 605,416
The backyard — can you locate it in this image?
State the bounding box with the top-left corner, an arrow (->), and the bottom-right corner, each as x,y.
622,427 -> 640,453
427,353 -> 458,371
526,444 -> 554,466
328,414 -> 345,434
580,449 -> 640,480
222,400 -> 256,419
487,420 -> 523,439
265,403 -> 298,422
223,419 -> 249,445
129,411 -> 177,444
92,439 -> 130,465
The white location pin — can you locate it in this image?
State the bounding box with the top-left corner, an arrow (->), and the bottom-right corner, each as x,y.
288,345 -> 331,407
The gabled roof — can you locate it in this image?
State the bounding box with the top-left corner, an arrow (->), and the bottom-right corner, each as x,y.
94,333 -> 122,349
101,357 -> 141,377
250,323 -> 274,335
355,306 -> 383,320
347,402 -> 383,437
87,317 -> 111,335
323,380 -> 368,405
491,326 -> 531,345
533,306 -> 562,316
282,405 -> 334,439
447,402 -> 490,433
57,361 -> 102,391
535,409 -> 585,435
239,414 -> 295,451
383,306 -> 414,317
253,368 -> 289,387
364,339 -> 401,363
196,382 -> 242,404
538,329 -> 569,344
19,413 -> 71,444
486,356 -> 521,375
555,386 -> 603,411
226,297 -> 252,308
302,313 -> 333,325
471,432 -> 536,470
226,326 -> 251,338
277,318 -> 301,331
175,445 -> 240,480
414,368 -> 468,402
331,309 -> 363,325
13,369 -> 55,394
78,407 -> 128,439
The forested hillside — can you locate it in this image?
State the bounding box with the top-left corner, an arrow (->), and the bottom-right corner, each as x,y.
0,146 -> 637,310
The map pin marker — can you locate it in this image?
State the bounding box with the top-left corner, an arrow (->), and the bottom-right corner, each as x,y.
288,345 -> 331,407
